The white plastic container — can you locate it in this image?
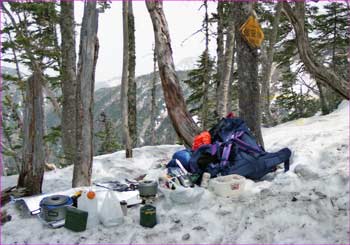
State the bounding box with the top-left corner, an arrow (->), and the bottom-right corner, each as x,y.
98,191 -> 124,227
208,174 -> 246,198
78,190 -> 99,228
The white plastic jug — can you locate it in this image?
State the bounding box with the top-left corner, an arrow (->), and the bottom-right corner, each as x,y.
209,174 -> 246,198
98,191 -> 124,227
78,190 -> 99,228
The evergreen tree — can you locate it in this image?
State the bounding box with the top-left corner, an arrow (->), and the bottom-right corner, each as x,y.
275,61 -> 318,122
309,2 -> 349,111
184,51 -> 216,129
96,112 -> 121,155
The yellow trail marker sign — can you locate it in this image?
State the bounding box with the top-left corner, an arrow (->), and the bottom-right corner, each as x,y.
239,16 -> 264,48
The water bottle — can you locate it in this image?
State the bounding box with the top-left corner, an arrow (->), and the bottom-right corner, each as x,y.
78,190 -> 99,228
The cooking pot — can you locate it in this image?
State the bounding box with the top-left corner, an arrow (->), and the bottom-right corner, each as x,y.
138,180 -> 158,198
39,195 -> 73,222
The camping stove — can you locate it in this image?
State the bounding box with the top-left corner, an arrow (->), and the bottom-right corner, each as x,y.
138,180 -> 158,204
138,180 -> 158,228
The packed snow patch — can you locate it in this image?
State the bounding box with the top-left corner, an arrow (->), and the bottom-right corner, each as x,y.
1,102 -> 349,244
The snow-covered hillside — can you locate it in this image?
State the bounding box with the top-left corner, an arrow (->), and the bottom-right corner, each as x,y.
1,101 -> 349,244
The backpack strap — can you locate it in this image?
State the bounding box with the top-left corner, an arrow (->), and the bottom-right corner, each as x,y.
233,131 -> 263,154
220,134 -> 235,167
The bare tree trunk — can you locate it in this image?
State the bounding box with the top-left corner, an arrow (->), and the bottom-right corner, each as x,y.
60,0 -> 77,167
227,46 -> 235,112
150,45 -> 157,145
216,1 -> 224,117
316,80 -> 330,115
201,0 -> 210,130
260,2 -> 282,126
121,1 -> 132,158
234,2 -> 264,147
17,73 -> 45,195
282,2 -> 349,100
146,1 -> 199,147
73,1 -> 99,187
127,1 -> 137,153
218,3 -> 235,118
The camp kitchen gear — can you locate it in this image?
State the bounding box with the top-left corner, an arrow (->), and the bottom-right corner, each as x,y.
140,204 -> 157,228
200,172 -> 211,188
71,191 -> 82,208
175,159 -> 189,175
209,174 -> 246,198
39,195 -> 73,222
167,167 -> 193,188
78,190 -> 99,228
94,181 -> 131,192
64,206 -> 88,232
138,180 -> 158,200
138,180 -> 158,228
120,201 -> 128,216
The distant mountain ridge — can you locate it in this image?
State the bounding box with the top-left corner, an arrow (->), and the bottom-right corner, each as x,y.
93,70 -> 190,152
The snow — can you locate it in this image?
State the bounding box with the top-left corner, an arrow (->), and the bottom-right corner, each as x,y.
1,102 -> 349,244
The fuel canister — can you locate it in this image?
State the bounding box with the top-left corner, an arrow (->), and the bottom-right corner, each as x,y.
140,204 -> 157,228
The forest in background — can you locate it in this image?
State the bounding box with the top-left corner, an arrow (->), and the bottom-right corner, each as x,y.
0,1 -> 349,195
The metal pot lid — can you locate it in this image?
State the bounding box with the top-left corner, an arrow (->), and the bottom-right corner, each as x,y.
40,195 -> 69,206
139,180 -> 158,188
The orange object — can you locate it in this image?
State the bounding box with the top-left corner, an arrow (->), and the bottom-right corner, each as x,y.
192,131 -> 211,150
239,16 -> 264,48
87,190 -> 96,200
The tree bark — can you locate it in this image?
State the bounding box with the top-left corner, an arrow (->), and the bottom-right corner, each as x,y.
17,73 -> 45,195
201,0 -> 210,130
282,2 -> 350,100
234,2 -> 264,147
227,45 -> 235,112
127,1 -> 137,152
218,3 -> 235,118
316,80 -> 330,115
146,1 -> 199,147
73,1 -> 99,187
121,1 -> 132,158
150,46 -> 157,145
260,2 -> 282,126
60,0 -> 77,167
216,1 -> 225,117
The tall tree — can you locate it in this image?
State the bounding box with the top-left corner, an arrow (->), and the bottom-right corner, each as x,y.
121,1 -> 132,157
282,2 -> 350,100
17,73 -> 45,195
184,52 -> 215,127
201,0 -> 210,130
216,1 -> 225,116
310,2 -> 349,112
217,2 -> 235,118
1,2 -> 60,193
296,2 -> 329,116
234,2 -> 264,147
150,45 -> 157,145
146,1 -> 199,146
73,1 -> 99,187
127,1 -> 137,152
60,0 -> 77,167
260,2 -> 282,126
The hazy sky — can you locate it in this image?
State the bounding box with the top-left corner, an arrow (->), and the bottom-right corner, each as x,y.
75,1 -> 217,83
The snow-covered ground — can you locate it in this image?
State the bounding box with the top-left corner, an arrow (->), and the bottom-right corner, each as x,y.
1,101 -> 349,244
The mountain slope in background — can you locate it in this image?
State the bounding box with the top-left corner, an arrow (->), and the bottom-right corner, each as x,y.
2,101 -> 349,244
93,70 -> 190,151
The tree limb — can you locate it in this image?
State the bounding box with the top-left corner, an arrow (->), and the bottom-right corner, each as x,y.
282,2 -> 349,100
